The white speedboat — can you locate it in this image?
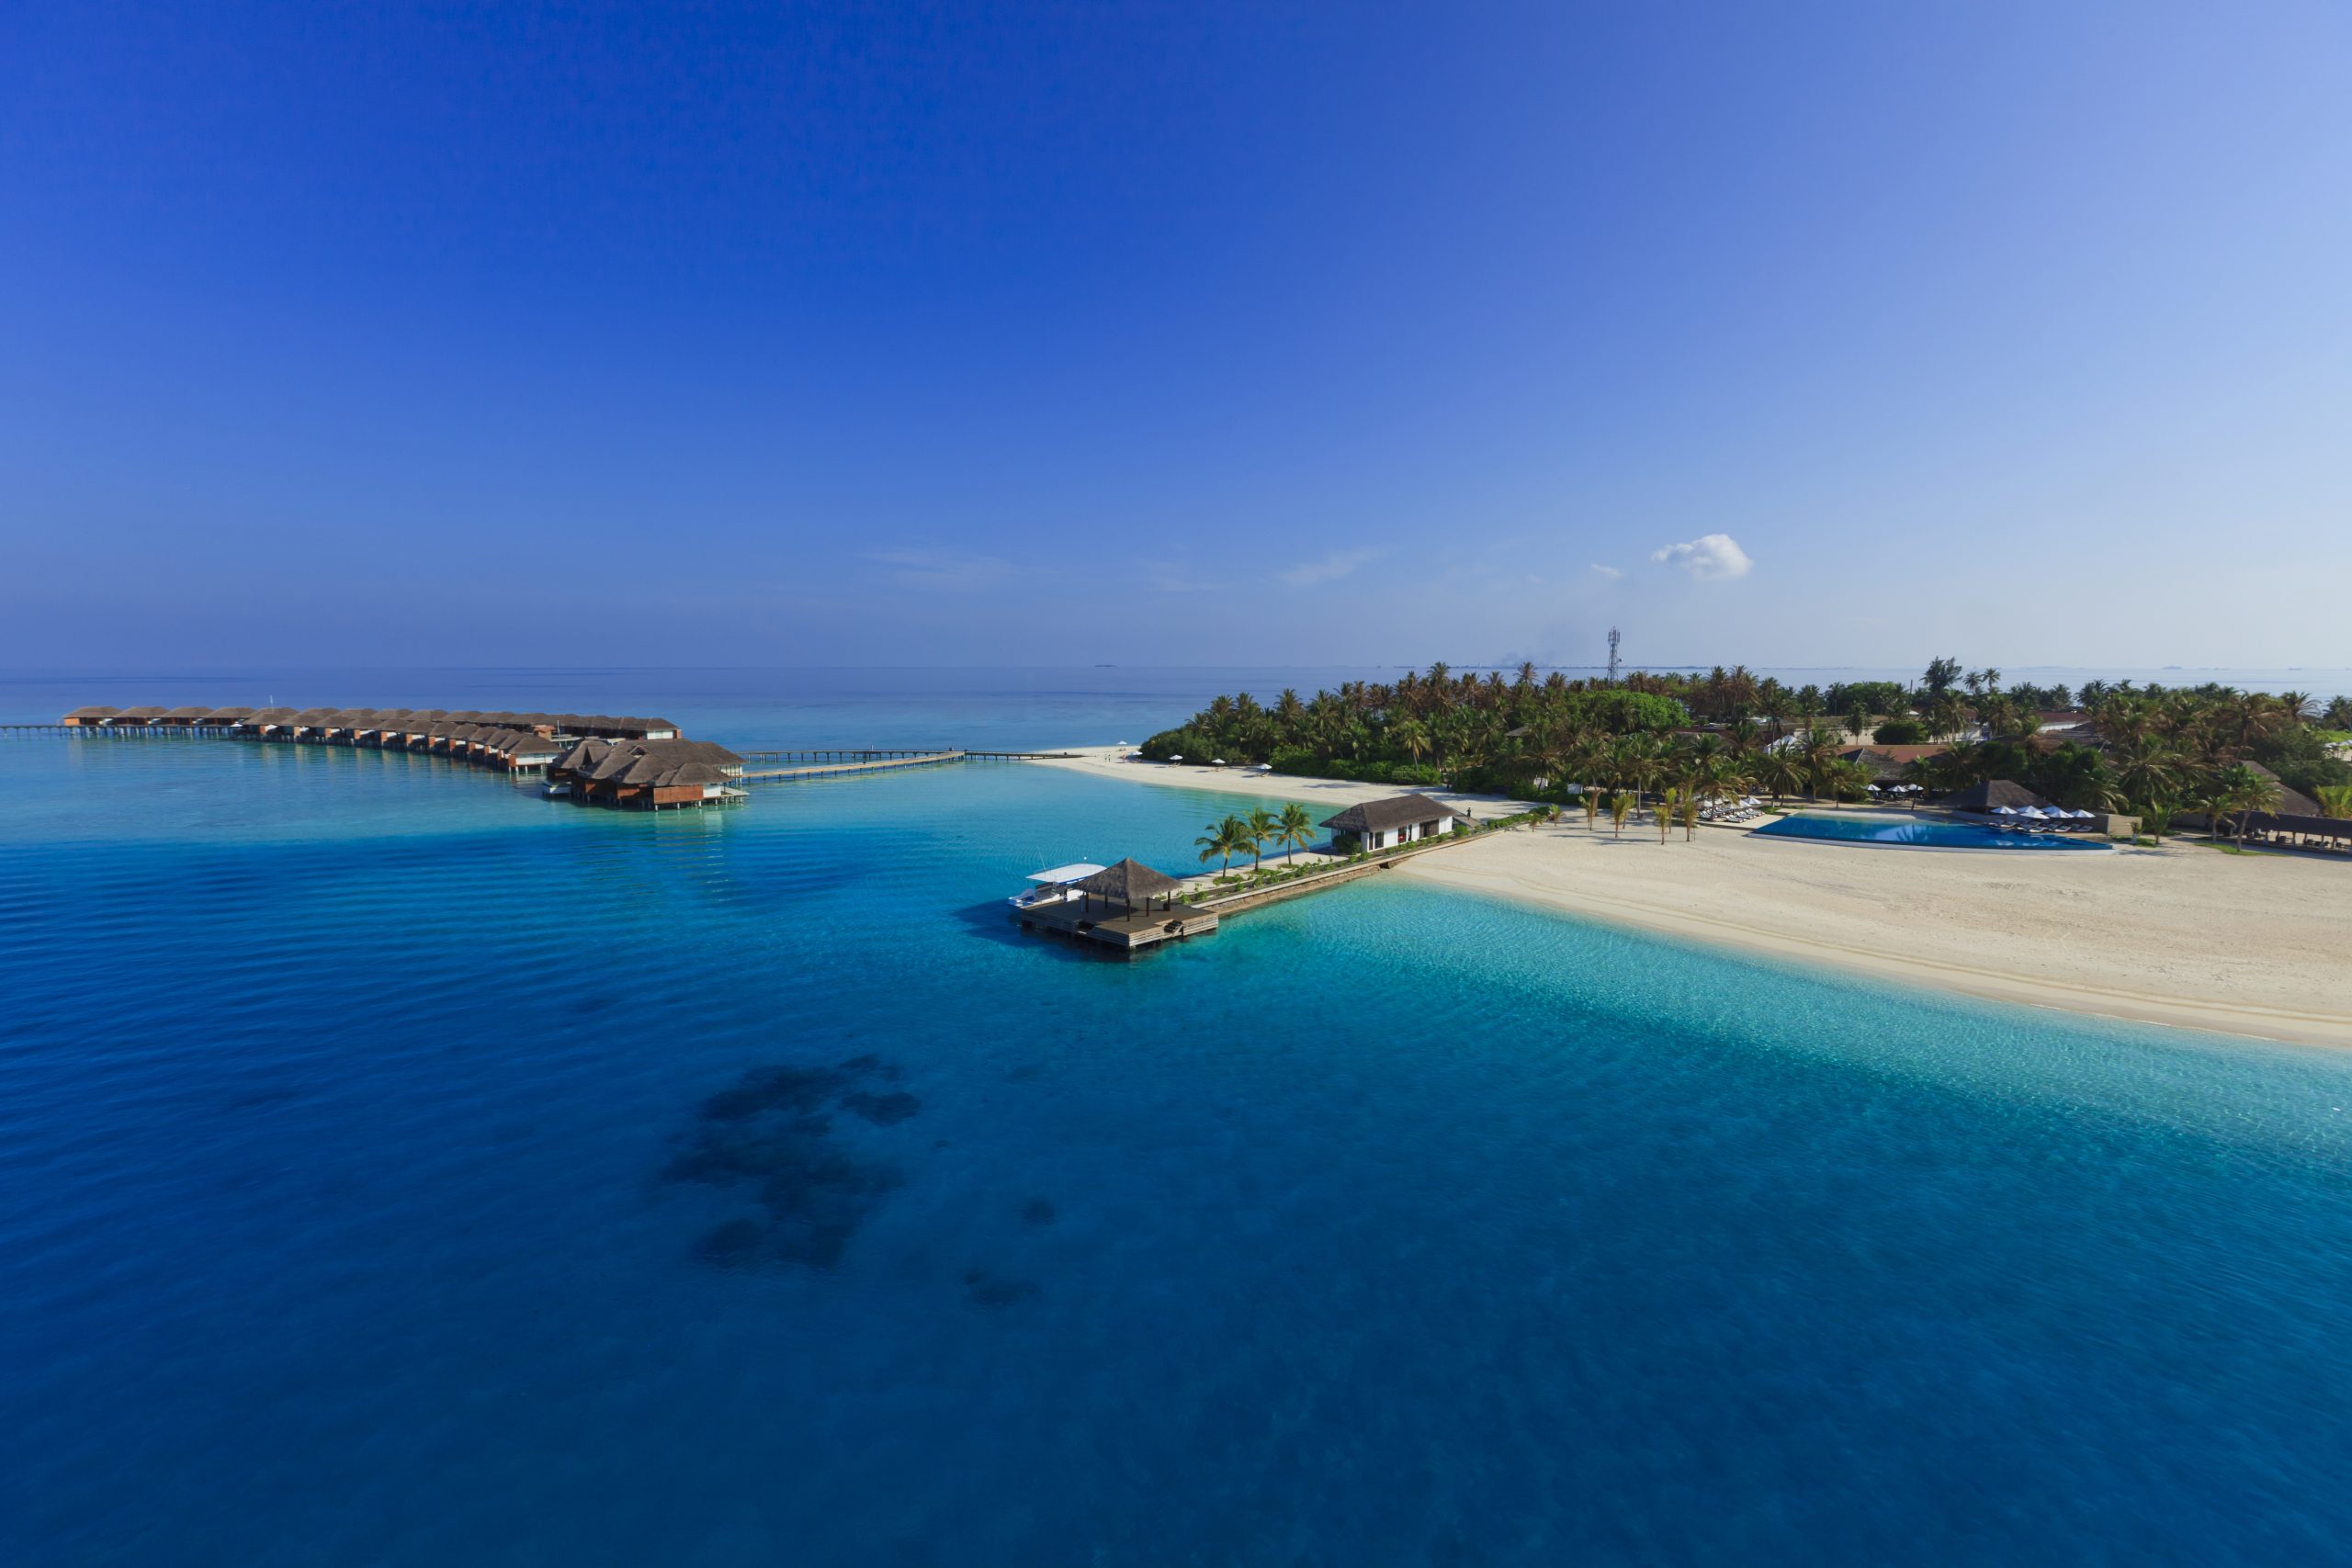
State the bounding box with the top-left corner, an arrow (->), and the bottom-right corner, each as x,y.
1009,862 -> 1105,910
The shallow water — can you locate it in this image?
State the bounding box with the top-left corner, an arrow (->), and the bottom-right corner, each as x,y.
5,727 -> 2351,1565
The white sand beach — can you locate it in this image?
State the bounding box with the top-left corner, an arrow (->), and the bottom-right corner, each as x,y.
1036,749 -> 2352,1048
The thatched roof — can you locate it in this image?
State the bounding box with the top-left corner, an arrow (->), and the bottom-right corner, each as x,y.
62,706 -> 120,720
1940,779 -> 2048,812
113,706 -> 169,721
1320,794 -> 1469,833
201,706 -> 254,722
2245,761 -> 2322,819
553,738 -> 613,774
1075,858 -> 1181,903
581,739 -> 743,786
162,706 -> 210,721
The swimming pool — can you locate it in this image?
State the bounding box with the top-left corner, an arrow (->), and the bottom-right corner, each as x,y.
1752,812 -> 2115,851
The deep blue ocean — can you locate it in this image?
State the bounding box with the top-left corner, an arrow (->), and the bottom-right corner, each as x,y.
5,670 -> 2352,1566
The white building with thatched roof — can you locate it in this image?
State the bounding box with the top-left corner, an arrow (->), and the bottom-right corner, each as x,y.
1319,794 -> 1471,852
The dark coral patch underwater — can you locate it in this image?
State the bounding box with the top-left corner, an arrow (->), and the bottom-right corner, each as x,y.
664,1056 -> 919,1270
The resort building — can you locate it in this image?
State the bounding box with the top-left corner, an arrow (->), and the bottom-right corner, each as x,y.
1320,794 -> 1471,852
1837,744 -> 1949,783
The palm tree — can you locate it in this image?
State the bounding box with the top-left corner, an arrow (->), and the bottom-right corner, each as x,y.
1581,789 -> 1601,831
1608,791 -> 1634,837
1195,815 -> 1250,874
1794,727 -> 1843,801
1391,718 -> 1431,768
2315,784 -> 2352,819
1243,807 -> 1277,874
1824,758 -> 1875,805
2209,762 -> 2279,842
2104,735 -> 2181,820
1274,803 -> 1316,864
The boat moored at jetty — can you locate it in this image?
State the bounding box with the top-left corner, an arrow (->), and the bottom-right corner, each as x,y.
1009,863 -> 1107,910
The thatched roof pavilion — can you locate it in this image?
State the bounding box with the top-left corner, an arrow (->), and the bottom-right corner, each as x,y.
1075,858 -> 1182,911
1940,779 -> 2048,813
160,705 -> 210,725
201,706 -> 255,725
62,706 -> 119,725
109,706 -> 169,725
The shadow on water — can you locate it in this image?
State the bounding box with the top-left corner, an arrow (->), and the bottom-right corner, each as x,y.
661,1056 -> 922,1270
947,899 -> 1142,964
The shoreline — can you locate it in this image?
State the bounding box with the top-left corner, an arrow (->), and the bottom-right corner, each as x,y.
1401,835 -> 2352,1049
1037,747 -> 2352,1050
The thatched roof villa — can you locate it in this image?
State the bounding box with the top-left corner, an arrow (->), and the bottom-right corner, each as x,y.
58,700 -> 730,807
548,738 -> 745,808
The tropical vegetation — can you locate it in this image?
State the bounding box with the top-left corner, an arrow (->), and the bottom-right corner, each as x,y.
1140,660 -> 2352,841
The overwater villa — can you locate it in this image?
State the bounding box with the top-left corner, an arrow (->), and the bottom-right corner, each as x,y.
546,738 -> 747,808
1320,794 -> 1472,852
52,702 -> 735,808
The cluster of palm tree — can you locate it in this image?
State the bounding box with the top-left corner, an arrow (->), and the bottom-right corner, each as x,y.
1194,803 -> 1318,877
1147,663 -> 2351,842
1146,664 -> 1694,785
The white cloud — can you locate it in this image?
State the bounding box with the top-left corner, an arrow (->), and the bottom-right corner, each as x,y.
867,547 -> 1012,592
1279,547 -> 1383,588
1651,533 -> 1753,581
1589,563 -> 1623,580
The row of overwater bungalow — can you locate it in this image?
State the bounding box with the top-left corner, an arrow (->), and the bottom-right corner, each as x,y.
58,705 -> 744,808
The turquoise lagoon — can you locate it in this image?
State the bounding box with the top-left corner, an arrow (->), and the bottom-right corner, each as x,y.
4,685 -> 2352,1565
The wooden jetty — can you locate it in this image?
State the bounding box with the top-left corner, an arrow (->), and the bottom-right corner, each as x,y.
741,750 -> 966,783
1015,801 -> 1539,956
1012,858 -> 1218,953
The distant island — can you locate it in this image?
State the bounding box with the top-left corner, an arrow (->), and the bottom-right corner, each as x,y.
1140,661 -> 2352,838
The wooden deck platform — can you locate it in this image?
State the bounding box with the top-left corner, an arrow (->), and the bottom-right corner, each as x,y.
1011,898 -> 1219,953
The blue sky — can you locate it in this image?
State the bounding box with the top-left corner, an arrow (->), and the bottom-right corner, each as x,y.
4,2 -> 2346,670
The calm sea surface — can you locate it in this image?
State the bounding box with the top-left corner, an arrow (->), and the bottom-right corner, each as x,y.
4,671 -> 2351,1565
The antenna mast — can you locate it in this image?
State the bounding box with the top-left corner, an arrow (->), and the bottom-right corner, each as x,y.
1607,627 -> 1621,685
